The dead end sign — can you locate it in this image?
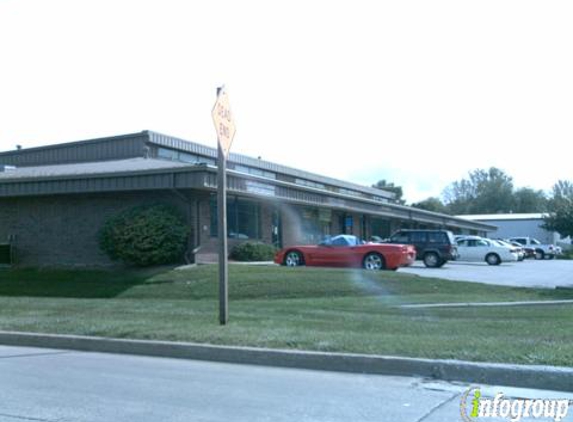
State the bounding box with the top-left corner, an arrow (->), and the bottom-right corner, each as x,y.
212,86 -> 236,158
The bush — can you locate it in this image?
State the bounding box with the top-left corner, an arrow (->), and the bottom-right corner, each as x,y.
557,249 -> 573,260
229,242 -> 277,262
99,205 -> 189,267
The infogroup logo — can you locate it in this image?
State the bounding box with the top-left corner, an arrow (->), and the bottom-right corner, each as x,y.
460,387 -> 570,422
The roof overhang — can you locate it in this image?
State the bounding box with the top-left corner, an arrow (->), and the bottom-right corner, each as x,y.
0,162 -> 495,232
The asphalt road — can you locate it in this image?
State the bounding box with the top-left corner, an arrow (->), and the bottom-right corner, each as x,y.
401,259 -> 573,289
1,346 -> 572,422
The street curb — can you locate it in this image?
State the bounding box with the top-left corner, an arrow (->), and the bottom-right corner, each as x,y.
0,331 -> 571,392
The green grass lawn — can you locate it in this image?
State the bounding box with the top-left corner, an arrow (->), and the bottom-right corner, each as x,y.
0,265 -> 572,366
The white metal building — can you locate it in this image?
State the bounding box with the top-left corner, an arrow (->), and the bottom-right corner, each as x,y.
458,213 -> 572,249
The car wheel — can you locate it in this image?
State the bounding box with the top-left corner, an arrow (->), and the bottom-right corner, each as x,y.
535,250 -> 545,260
284,251 -> 303,267
437,259 -> 447,268
363,252 -> 385,270
485,253 -> 501,266
423,252 -> 440,268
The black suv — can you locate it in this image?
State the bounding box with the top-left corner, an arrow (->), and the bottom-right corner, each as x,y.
386,229 -> 458,268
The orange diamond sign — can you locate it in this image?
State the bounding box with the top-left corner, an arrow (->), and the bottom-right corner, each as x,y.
212,86 -> 236,158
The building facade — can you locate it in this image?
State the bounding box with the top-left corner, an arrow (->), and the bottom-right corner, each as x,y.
0,131 -> 494,266
459,213 -> 572,249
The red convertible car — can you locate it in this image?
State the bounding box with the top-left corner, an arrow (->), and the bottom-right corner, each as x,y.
274,235 -> 416,271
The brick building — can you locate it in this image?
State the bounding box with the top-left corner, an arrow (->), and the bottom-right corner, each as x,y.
0,131 -> 494,266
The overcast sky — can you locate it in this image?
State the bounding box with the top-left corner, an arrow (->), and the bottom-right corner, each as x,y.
1,0 -> 572,203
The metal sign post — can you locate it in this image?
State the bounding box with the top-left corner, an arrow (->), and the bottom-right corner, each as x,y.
217,142 -> 228,325
212,86 -> 236,325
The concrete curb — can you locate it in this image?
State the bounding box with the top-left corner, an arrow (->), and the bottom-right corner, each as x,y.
0,331 -> 571,392
399,299 -> 573,309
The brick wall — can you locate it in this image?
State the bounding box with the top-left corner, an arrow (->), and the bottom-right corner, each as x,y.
0,190 -> 201,267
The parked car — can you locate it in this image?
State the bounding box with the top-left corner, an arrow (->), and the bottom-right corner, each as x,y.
274,234 -> 416,271
506,240 -> 535,259
385,229 -> 458,268
507,237 -> 557,260
491,239 -> 525,261
456,236 -> 519,265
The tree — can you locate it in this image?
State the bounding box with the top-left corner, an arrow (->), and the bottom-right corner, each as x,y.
411,197 -> 449,214
443,167 -> 514,215
512,187 -> 548,213
543,180 -> 573,238
372,179 -> 405,204
551,180 -> 573,200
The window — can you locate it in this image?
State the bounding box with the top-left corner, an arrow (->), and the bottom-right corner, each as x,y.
372,196 -> 388,203
339,188 -> 362,198
234,164 -> 276,179
157,147 -> 215,165
428,232 -> 447,243
179,152 -> 215,165
158,147 -> 177,160
245,180 -> 276,196
340,214 -> 354,235
210,195 -> 261,239
371,218 -> 391,238
410,232 -> 427,243
296,207 -> 326,243
295,178 -> 326,190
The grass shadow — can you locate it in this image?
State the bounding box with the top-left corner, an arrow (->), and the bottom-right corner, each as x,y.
0,267 -> 164,299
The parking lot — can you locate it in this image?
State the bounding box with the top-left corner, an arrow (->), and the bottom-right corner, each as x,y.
401,259 -> 573,289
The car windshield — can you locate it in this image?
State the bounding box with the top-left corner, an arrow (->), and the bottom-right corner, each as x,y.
530,238 -> 541,245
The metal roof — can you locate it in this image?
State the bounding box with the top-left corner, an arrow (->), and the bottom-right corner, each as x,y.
0,131 -> 497,232
0,131 -> 396,201
457,213 -> 548,221
0,132 -> 148,167
145,131 -> 396,200
0,158 -> 191,180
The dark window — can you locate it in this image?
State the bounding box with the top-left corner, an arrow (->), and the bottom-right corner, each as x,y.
340,214 -> 354,235
371,218 -> 391,238
410,232 -> 427,243
236,198 -> 260,239
428,232 -> 447,243
210,195 -> 261,239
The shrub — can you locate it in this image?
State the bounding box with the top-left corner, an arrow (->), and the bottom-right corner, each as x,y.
99,205 -> 189,267
229,242 -> 277,262
557,249 -> 573,260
